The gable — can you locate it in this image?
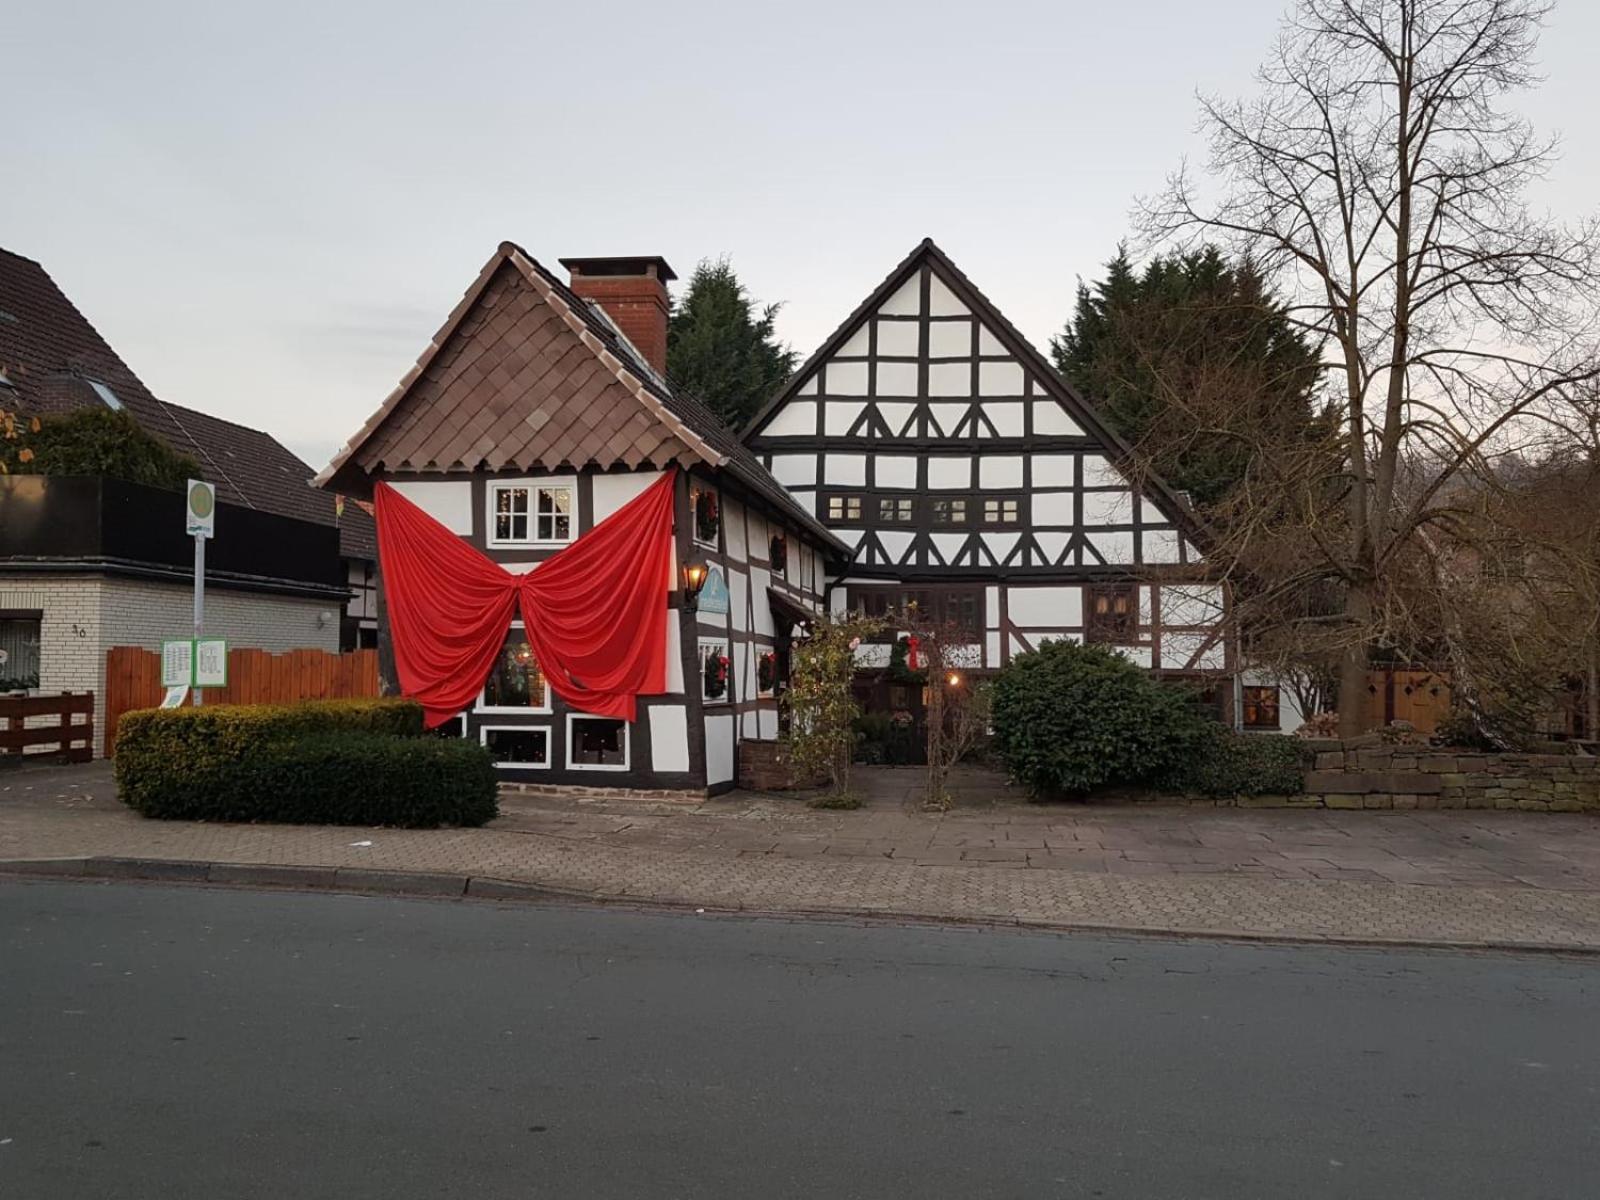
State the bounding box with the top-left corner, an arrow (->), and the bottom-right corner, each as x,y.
342,259 -> 693,477
744,240 -> 1206,574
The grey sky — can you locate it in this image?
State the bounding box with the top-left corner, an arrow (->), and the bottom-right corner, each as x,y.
7,0 -> 1598,468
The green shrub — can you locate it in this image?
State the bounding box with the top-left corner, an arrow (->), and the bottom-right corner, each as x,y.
3,407 -> 200,489
119,732 -> 498,827
115,697 -> 423,763
1170,726 -> 1307,797
990,639 -> 1208,796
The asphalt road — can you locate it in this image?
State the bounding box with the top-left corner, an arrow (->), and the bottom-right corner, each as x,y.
1,882 -> 1597,1199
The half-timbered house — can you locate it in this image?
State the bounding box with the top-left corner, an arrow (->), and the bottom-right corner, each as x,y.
320,243 -> 847,795
744,239 -> 1233,713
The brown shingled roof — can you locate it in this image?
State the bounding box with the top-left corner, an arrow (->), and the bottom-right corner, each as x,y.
0,246 -> 376,562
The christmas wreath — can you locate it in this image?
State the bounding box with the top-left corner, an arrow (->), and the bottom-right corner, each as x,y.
769,534 -> 788,573
694,489 -> 720,543
889,635 -> 926,684
757,651 -> 777,694
704,649 -> 730,699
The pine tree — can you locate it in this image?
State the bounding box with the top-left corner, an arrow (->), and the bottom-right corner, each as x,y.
667,258 -> 796,429
1051,246 -> 1323,505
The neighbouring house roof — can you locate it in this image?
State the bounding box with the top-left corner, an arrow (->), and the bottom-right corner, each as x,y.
743,236 -> 1207,545
317,241 -> 848,556
0,246 -> 376,563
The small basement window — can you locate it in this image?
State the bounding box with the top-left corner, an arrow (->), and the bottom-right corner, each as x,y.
487,479 -> 574,546
568,715 -> 628,771
482,726 -> 551,767
1242,686 -> 1281,730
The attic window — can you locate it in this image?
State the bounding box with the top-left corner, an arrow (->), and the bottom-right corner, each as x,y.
87,380 -> 123,411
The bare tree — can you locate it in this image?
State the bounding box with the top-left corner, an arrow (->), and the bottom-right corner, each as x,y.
1143,0 -> 1600,734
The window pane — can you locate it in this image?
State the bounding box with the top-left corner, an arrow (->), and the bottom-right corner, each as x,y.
484,630 -> 546,707
484,728 -> 549,764
0,617 -> 41,689
571,718 -> 626,766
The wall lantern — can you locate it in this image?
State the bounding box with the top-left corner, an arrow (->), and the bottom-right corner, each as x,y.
682,562 -> 709,611
946,672 -> 963,688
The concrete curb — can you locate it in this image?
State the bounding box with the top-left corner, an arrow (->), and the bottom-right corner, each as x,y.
2,855 -> 1596,958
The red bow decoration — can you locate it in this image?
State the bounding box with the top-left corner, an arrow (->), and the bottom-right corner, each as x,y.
906,635 -> 922,672
373,469 -> 677,728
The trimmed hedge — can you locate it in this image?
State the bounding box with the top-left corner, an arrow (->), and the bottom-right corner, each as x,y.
116,699 -> 496,828
991,640 -> 1208,796
1171,726 -> 1307,797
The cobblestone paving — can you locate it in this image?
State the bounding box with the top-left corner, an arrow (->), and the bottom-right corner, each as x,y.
5,761 -> 1600,948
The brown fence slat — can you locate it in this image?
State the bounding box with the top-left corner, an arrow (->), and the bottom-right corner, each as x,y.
102,646 -> 383,757
0,692 -> 95,764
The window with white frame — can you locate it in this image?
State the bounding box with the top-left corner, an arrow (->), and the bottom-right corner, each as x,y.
487,478 -> 575,547
567,715 -> 628,770
478,624 -> 551,712
481,726 -> 551,767
700,638 -> 731,704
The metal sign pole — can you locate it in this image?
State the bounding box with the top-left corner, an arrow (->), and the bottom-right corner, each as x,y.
193,531 -> 206,707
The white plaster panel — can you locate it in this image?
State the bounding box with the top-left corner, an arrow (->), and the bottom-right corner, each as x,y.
1143,527 -> 1181,564
825,401 -> 866,435
1139,586 -> 1153,625
979,360 -> 1025,395
928,275 -> 968,317
930,532 -> 966,564
985,630 -> 1002,668
1162,584 -> 1225,626
878,402 -> 916,436
503,562 -> 541,575
824,453 -> 867,486
1161,633 -> 1210,671
388,480 -> 472,534
764,400 -> 816,437
1035,531 -> 1070,564
1006,585 -> 1082,628
590,470 -> 662,523
928,362 -> 972,396
788,489 -> 815,516
1033,402 -> 1084,436
1008,633 -> 1030,658
1032,491 -> 1075,526
1113,646 -> 1154,669
758,708 -> 778,739
986,401 -> 1024,437
664,617 -> 684,693
838,324 -> 870,356
1031,454 -> 1075,486
927,457 -> 971,488
875,455 -> 918,488
985,586 -> 999,625
978,456 -> 1023,489
728,568 -> 749,633
879,530 -> 914,564
734,640 -> 752,697
875,319 -> 919,356
977,324 -> 1005,355
1087,530 -> 1135,564
705,713 -> 735,785
1183,540 -> 1203,564
798,374 -> 819,395
725,499 -> 747,560
769,455 -> 815,487
983,531 -> 1019,564
1081,490 -> 1135,525
927,402 -> 968,437
928,320 -> 972,357
741,710 -> 758,738
879,278 -> 921,317
825,360 -> 868,396
749,566 -> 774,637
648,705 -> 691,773
835,529 -> 863,550
874,361 -> 918,397
1082,455 -> 1127,488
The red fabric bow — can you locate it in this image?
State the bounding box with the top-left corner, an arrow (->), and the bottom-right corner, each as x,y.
906,635 -> 922,672
373,470 -> 677,728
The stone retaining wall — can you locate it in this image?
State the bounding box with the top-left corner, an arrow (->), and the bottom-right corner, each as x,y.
1299,739 -> 1600,812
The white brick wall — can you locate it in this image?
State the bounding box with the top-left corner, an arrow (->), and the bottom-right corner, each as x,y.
1,573 -> 340,754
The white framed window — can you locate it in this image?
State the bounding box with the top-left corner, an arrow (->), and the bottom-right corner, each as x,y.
477,623 -> 552,714
567,714 -> 629,771
480,725 -> 552,768
487,477 -> 576,547
699,638 -> 731,704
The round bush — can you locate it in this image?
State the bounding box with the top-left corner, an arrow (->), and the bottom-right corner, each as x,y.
990,639 -> 1207,796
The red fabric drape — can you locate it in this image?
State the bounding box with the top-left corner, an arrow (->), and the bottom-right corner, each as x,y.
373,469 -> 677,728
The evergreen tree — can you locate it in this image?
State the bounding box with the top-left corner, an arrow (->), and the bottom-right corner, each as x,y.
667,258 -> 796,429
1051,246 -> 1323,505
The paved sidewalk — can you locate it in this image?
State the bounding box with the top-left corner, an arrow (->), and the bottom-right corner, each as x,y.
4,761 -> 1600,950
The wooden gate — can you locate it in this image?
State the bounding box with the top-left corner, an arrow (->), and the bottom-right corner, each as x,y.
0,692 -> 95,764
1364,668 -> 1452,735
104,646 -> 380,752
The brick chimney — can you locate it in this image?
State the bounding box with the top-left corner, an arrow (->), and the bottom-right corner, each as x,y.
560,256 -> 676,376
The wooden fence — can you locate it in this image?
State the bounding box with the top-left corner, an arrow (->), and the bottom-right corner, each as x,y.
104,646 -> 380,752
0,692 -> 95,764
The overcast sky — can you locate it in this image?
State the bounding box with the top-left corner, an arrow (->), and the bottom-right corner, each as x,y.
7,0 -> 1598,468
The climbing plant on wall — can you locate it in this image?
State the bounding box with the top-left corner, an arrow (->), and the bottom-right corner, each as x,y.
784,613 -> 883,801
